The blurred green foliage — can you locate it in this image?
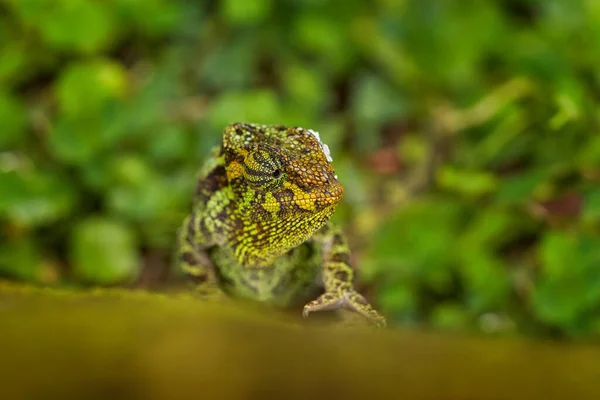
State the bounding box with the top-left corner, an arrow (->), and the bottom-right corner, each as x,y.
1,0 -> 600,338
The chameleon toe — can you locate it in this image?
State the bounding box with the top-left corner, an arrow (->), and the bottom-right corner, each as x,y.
302,291 -> 386,327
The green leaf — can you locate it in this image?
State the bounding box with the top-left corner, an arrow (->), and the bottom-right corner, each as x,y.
533,232 -> 600,329
458,207 -> 518,251
549,79 -> 585,130
146,126 -> 190,163
0,170 -> 78,227
208,90 -> 281,129
201,38 -> 259,89
8,0 -> 117,53
116,0 -> 180,36
378,282 -> 418,322
107,181 -> 171,221
369,198 -> 462,290
0,91 -> 27,148
403,0 -> 503,87
55,60 -> 127,117
221,0 -> 272,24
458,251 -> 510,313
473,106 -> 527,166
110,155 -> 153,187
293,14 -> 345,55
538,231 -> 579,278
494,169 -> 549,206
47,117 -> 105,164
431,303 -> 469,331
398,134 -> 429,167
577,135 -> 600,169
582,188 -> 600,224
282,62 -> 328,109
0,39 -> 29,86
70,218 -> 139,285
353,74 -> 408,124
352,74 -> 409,151
50,60 -> 128,163
0,237 -> 42,282
436,166 -> 498,197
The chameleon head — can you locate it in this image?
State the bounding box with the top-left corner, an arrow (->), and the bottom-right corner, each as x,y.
223,123 -> 344,228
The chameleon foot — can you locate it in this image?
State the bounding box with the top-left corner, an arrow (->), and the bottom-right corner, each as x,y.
303,291 -> 386,327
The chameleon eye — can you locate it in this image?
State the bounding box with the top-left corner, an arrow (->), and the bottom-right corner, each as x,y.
243,148 -> 285,190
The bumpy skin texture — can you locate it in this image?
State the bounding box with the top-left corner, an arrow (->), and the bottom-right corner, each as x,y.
178,123 -> 385,326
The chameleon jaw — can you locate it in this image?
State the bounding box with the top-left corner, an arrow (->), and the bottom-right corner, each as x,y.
265,190 -> 343,210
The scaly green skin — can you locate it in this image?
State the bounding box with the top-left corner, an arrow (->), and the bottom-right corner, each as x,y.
177,123 -> 385,326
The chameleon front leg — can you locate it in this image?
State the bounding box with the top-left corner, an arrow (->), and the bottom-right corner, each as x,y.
177,214 -> 221,295
303,224 -> 386,327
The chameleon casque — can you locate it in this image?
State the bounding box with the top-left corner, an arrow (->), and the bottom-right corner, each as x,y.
177,123 -> 385,326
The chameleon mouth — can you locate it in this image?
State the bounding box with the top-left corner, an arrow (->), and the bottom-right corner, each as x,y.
263,185 -> 344,212
264,195 -> 342,208
299,194 -> 342,208
304,188 -> 344,209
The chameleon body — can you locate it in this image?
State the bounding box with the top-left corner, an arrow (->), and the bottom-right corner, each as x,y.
177,123 -> 385,326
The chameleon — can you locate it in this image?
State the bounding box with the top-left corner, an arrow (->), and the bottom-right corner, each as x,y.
177,122 -> 386,327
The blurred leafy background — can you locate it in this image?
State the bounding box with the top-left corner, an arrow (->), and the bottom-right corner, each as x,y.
1,0 -> 600,339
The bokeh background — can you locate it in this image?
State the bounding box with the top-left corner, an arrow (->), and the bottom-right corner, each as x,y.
1,0 -> 600,339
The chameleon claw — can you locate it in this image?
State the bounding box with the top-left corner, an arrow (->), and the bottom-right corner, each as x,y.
303,291 -> 386,328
